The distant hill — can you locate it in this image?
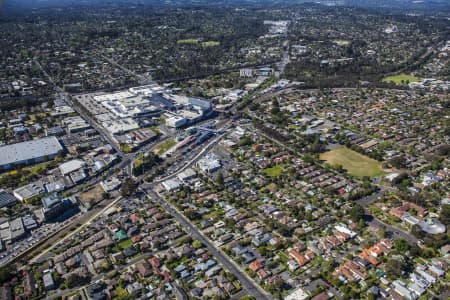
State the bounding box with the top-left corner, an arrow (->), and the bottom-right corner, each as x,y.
2,0 -> 449,11
346,0 -> 450,10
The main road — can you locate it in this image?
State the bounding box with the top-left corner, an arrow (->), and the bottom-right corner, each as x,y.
142,189 -> 272,300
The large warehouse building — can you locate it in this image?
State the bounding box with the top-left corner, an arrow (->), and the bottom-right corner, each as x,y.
0,136 -> 63,171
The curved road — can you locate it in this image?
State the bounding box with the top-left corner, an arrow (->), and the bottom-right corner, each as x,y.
357,190 -> 418,245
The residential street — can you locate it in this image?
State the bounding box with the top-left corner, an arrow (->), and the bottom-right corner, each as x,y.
143,189 -> 273,300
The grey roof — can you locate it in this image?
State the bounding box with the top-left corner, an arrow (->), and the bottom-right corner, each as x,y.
189,98 -> 211,110
42,194 -> 61,210
0,190 -> 17,208
22,215 -> 38,230
59,159 -> 85,175
42,273 -> 54,289
0,136 -> 63,166
10,217 -> 25,240
13,182 -> 45,200
419,219 -> 446,234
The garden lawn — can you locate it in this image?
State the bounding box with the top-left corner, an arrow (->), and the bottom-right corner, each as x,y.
320,146 -> 386,178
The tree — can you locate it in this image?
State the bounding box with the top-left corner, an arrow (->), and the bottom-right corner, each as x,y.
239,136 -> 253,147
435,144 -> 450,156
385,259 -> 406,279
184,208 -> 199,220
440,204 -> 450,225
0,266 -> 14,284
64,273 -> 80,289
410,224 -> 425,239
394,238 -> 410,252
388,155 -> 406,169
349,204 -> 365,222
239,296 -> 256,300
216,172 -> 224,187
192,240 -> 202,249
121,178 -> 137,197
321,259 -> 335,273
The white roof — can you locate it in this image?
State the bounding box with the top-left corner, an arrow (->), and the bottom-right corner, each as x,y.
59,159 -> 85,175
197,155 -> 221,172
334,224 -> 357,238
13,182 -> 44,200
392,280 -> 414,299
100,178 -> 121,192
162,178 -> 182,191
102,118 -> 140,134
177,168 -> 196,181
419,219 -> 446,234
284,287 -> 309,300
93,91 -> 134,102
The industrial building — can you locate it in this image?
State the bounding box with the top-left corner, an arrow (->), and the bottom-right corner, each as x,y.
188,98 -> 212,110
13,182 -> 45,201
177,168 -> 197,182
59,159 -> 86,176
0,217 -> 25,244
0,136 -> 63,171
62,116 -> 91,133
162,178 -> 182,191
0,190 -> 17,208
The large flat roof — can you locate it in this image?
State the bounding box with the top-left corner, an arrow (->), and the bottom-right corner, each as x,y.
59,159 -> 85,176
0,136 -> 63,167
0,190 -> 17,208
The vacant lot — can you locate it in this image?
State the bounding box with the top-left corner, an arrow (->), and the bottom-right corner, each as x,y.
382,74 -> 420,85
320,147 -> 386,178
78,185 -> 104,208
154,139 -> 176,155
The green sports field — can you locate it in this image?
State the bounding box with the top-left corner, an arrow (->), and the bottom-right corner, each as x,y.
263,164 -> 287,177
177,39 -> 199,44
201,41 -> 220,47
382,74 -> 420,85
320,147 -> 386,178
